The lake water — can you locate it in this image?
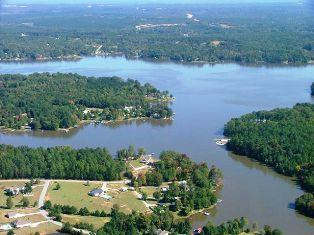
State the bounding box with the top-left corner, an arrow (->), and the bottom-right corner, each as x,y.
0,57 -> 313,234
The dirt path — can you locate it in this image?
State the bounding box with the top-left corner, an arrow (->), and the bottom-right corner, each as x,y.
38,180 -> 50,208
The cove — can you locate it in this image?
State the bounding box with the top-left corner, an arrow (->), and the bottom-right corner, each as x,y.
0,57 -> 314,235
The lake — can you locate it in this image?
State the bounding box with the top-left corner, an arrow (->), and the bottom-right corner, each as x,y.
0,57 -> 313,234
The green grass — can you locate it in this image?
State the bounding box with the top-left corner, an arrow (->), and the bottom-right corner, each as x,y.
128,159 -> 145,168
0,181 -> 43,209
12,222 -> 59,235
62,214 -> 109,230
47,181 -> 148,214
110,191 -> 148,214
139,186 -> 157,197
47,181 -> 105,211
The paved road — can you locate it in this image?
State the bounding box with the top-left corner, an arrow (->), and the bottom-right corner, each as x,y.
38,180 -> 50,208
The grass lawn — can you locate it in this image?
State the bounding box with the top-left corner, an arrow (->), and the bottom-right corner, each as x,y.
47,181 -> 148,214
11,222 -> 59,235
47,181 -> 104,211
62,214 -> 109,230
110,191 -> 148,214
128,159 -> 146,168
0,181 -> 43,209
139,186 -> 157,197
0,208 -> 40,223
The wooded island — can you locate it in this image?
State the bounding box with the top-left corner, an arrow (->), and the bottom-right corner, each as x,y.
0,73 -> 173,131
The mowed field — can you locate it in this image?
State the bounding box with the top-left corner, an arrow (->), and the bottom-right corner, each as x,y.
47,181 -> 104,211
62,214 -> 110,230
47,181 -> 147,214
0,222 -> 60,235
0,181 -> 43,209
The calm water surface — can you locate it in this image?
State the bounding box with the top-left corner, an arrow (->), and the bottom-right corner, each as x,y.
0,57 -> 314,235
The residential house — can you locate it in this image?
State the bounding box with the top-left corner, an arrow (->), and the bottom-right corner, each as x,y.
6,212 -> 24,219
12,220 -> 32,228
88,189 -> 103,197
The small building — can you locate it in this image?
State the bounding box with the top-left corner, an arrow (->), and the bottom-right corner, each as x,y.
12,220 -> 32,228
120,187 -> 128,192
5,188 -> 20,196
193,228 -> 203,234
6,212 -> 24,219
140,154 -> 154,164
0,223 -> 13,231
156,229 -> 170,235
100,193 -> 112,200
88,189 -> 103,197
161,186 -> 169,192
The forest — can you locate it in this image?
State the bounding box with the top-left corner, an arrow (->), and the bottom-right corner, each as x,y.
0,3 -> 313,64
96,206 -> 281,235
0,145 -> 125,180
224,103 -> 314,217
0,73 -> 172,130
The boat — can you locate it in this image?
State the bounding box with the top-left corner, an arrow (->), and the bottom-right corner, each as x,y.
203,211 -> 210,216
215,138 -> 230,146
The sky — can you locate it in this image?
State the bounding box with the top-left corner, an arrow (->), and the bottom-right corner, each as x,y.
2,0 -> 302,5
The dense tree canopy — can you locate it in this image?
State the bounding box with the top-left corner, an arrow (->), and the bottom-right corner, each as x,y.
224,103 -> 314,217
295,193 -> 314,218
0,4 -> 313,64
0,73 -> 172,130
131,151 -> 223,215
0,145 -> 125,180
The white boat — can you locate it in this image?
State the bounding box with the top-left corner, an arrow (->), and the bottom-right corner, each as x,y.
203,212 -> 210,216
215,138 -> 230,146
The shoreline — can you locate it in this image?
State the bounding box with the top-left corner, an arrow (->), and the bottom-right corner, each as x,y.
1,53 -> 313,67
0,116 -> 174,135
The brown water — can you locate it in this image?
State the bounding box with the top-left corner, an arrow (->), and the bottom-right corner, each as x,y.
0,57 -> 313,234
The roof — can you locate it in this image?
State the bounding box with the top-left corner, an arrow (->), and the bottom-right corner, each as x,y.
89,189 -> 103,195
13,220 -> 30,227
6,212 -> 18,218
156,229 -> 169,235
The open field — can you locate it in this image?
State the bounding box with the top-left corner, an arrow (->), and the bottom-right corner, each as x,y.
47,181 -> 147,214
0,181 -> 44,209
139,186 -> 157,197
0,208 -> 40,224
47,181 -> 104,211
128,159 -> 146,168
62,214 -> 109,230
110,191 -> 148,214
0,222 -> 60,235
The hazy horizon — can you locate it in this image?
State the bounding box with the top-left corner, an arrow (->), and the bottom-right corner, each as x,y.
2,0 -> 302,5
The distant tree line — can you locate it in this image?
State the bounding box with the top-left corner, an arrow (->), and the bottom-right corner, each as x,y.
0,145 -> 125,180
224,103 -> 314,217
0,4 -> 313,64
0,73 -> 172,130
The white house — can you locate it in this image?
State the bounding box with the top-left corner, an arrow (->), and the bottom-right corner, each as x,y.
6,212 -> 25,219
12,220 -> 32,228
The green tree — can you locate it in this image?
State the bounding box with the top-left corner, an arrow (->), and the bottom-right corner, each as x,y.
7,230 -> 14,235
153,191 -> 161,201
21,197 -> 30,207
54,182 -> 61,190
141,192 -> 148,201
6,196 -> 13,209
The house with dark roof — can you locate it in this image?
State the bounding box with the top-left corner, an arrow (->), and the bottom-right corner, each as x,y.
88,189 -> 103,197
